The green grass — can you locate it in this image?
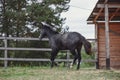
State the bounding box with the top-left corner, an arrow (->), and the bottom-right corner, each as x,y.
0,67 -> 120,80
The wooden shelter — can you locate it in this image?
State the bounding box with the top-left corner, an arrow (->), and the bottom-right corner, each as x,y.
87,0 -> 120,69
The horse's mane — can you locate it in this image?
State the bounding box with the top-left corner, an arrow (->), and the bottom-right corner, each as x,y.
43,25 -> 59,34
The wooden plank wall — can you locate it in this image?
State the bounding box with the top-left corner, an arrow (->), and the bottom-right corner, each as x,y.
98,23 -> 106,69
98,23 -> 120,69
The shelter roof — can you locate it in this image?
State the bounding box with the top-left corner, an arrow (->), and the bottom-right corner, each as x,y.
87,0 -> 120,24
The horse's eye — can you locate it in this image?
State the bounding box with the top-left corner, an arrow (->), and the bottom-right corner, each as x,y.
40,29 -> 43,33
39,30 -> 41,33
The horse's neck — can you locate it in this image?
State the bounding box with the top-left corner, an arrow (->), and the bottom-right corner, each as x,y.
46,30 -> 57,39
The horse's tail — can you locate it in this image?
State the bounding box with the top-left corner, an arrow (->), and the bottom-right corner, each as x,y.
81,36 -> 92,55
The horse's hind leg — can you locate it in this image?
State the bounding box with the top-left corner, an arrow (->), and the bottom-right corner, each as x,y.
76,47 -> 82,70
50,49 -> 58,68
70,49 -> 78,68
72,51 -> 78,65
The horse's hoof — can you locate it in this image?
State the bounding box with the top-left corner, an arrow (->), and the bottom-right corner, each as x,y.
54,62 -> 58,66
69,62 -> 73,68
76,67 -> 80,70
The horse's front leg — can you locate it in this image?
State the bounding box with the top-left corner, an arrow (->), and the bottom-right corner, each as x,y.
50,49 -> 58,68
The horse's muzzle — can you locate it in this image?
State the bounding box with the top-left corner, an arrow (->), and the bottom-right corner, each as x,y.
39,36 -> 42,41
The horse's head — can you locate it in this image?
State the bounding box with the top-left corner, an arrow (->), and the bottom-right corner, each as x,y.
84,41 -> 92,55
39,23 -> 58,40
39,24 -> 47,40
39,23 -> 59,40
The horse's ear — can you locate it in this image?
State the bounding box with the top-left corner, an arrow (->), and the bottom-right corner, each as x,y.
40,22 -> 44,29
40,22 -> 43,26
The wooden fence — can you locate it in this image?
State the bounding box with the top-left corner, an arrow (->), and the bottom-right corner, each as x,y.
0,37 -> 97,68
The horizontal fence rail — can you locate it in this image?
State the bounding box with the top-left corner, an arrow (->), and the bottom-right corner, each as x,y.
0,37 -> 97,68
0,47 -> 52,51
0,58 -> 97,62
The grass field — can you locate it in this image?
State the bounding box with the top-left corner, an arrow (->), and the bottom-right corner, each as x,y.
0,66 -> 120,80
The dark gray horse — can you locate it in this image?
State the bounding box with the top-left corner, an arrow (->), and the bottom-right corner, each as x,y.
39,24 -> 92,70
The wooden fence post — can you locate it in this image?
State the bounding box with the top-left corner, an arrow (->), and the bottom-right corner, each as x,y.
95,23 -> 99,69
4,37 -> 8,68
105,4 -> 110,69
66,50 -> 70,68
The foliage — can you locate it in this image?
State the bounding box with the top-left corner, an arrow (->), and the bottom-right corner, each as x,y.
0,0 -> 27,37
1,0 -> 70,36
0,0 -> 70,36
